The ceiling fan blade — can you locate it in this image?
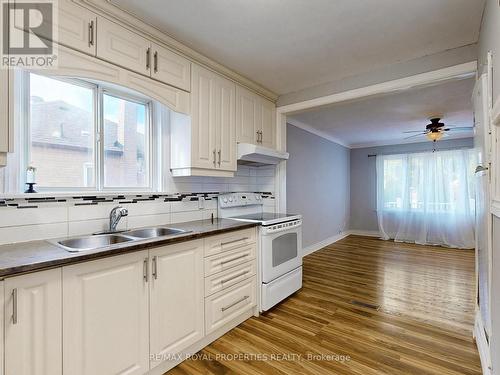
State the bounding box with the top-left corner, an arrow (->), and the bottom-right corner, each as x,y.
444,127 -> 474,132
403,130 -> 426,133
404,133 -> 426,140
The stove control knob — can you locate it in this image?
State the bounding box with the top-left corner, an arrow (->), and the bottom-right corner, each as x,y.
228,196 -> 233,202
223,198 -> 228,203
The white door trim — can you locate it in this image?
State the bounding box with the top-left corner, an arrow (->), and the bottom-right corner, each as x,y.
274,61 -> 478,215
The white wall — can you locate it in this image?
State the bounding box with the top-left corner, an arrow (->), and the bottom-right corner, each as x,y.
350,138 -> 474,233
286,124 -> 350,252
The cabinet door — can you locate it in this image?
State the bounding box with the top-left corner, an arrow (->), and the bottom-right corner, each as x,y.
216,76 -> 237,171
0,69 -> 8,153
4,269 -> 62,375
191,64 -> 217,170
260,97 -> 276,149
58,0 -> 97,55
236,85 -> 260,145
149,241 -> 204,369
152,43 -> 191,91
63,251 -> 149,375
97,16 -> 151,76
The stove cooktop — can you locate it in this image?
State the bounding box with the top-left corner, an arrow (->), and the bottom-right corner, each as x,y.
229,212 -> 302,226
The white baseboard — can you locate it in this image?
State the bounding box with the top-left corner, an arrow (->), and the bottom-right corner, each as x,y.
302,232 -> 350,256
474,310 -> 492,375
348,230 -> 381,238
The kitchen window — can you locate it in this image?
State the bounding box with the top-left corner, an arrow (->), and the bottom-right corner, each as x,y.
24,73 -> 154,191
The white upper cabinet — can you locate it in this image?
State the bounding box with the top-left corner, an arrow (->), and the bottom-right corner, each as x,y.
0,69 -> 8,157
4,269 -> 62,375
236,85 -> 276,148
63,251 -> 149,375
171,63 -> 236,177
151,43 -> 191,91
260,97 -> 276,149
149,241 -> 204,370
216,75 -> 237,171
191,63 -> 218,171
236,85 -> 260,144
97,16 -> 151,76
57,0 -> 97,56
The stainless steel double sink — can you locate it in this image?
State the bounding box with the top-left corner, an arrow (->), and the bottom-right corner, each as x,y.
54,227 -> 190,252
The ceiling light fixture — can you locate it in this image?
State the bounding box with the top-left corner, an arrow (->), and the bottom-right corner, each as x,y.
426,131 -> 443,142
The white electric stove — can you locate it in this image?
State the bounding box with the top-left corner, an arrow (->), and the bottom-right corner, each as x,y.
218,193 -> 303,311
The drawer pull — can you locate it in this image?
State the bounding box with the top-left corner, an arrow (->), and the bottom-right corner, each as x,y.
221,237 -> 249,247
221,270 -> 249,284
143,258 -> 148,282
221,295 -> 249,312
221,253 -> 248,265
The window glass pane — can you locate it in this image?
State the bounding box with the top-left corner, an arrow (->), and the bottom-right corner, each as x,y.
30,74 -> 95,188
102,93 -> 148,188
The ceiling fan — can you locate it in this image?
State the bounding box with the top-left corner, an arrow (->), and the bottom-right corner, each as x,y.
403,117 -> 473,143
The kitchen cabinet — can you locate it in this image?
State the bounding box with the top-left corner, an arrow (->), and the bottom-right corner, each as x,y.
97,17 -> 191,91
63,251 -> 149,375
151,43 -> 191,91
57,0 -> 97,56
0,69 -> 8,164
236,85 -> 276,149
4,269 -> 62,375
0,281 -> 3,375
97,16 -> 151,76
149,240 -> 204,369
171,63 -> 236,176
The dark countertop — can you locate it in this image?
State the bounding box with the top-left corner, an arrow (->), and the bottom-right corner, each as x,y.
0,219 -> 258,279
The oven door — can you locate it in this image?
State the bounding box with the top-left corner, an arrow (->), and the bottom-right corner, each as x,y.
261,222 -> 302,283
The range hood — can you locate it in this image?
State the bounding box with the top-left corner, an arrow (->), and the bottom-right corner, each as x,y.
237,143 -> 289,166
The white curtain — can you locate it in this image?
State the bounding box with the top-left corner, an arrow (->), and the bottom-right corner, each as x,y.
376,149 -> 475,249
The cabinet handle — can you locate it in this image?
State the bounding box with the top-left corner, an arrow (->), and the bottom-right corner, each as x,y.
143,258 -> 149,282
221,295 -> 249,312
221,237 -> 249,247
221,270 -> 249,284
12,288 -> 18,325
256,130 -> 260,143
154,51 -> 158,73
152,256 -> 158,279
213,149 -> 217,167
88,20 -> 94,47
218,149 -> 221,166
146,48 -> 151,70
221,253 -> 248,265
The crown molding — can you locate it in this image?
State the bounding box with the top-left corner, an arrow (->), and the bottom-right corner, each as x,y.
77,0 -> 278,102
349,134 -> 473,149
286,118 -> 351,148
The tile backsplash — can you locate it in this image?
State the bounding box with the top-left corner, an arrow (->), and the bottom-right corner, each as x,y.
0,165 -> 277,245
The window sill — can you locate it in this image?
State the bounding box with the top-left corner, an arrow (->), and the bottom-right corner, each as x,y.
0,191 -> 169,199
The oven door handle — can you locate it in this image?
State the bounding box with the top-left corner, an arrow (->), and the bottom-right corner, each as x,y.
262,223 -> 302,235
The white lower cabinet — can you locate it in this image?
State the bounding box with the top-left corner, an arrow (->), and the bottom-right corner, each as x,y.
4,269 -> 62,375
205,276 -> 257,334
149,241 -> 204,369
0,230 -> 257,375
62,251 -> 150,375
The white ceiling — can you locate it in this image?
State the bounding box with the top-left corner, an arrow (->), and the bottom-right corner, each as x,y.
287,77 -> 475,148
112,0 -> 484,95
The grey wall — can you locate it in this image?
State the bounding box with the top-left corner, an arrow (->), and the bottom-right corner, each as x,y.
478,2 -> 500,373
350,138 -> 474,232
287,124 -> 350,250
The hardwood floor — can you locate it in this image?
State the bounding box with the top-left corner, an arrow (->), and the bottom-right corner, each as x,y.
167,235 -> 481,375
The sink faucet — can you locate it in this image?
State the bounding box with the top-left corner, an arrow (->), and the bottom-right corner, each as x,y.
109,206 -> 128,232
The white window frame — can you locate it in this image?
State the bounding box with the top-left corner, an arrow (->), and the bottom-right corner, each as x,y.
22,72 -> 158,193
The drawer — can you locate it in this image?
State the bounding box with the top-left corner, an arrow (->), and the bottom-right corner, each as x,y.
204,260 -> 256,296
204,228 -> 256,257
204,244 -> 256,276
205,276 -> 257,334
